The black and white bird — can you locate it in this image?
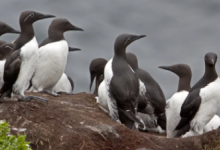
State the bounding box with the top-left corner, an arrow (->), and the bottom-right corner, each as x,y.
89,58 -> 107,96
0,10 -> 55,102
174,52 -> 220,138
0,43 -> 15,87
160,64 -> 220,138
102,33 -> 146,129
126,52 -> 166,133
30,18 -> 83,96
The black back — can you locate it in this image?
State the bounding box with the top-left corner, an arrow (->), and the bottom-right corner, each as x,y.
175,52 -> 218,137
126,52 -> 166,130
109,33 -> 146,129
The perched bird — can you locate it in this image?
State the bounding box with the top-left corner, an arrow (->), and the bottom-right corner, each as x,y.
0,10 -> 55,102
51,73 -> 74,94
89,58 -> 107,96
0,21 -> 20,36
126,52 -> 166,133
103,33 -> 146,129
175,52 -> 220,138
0,43 -> 15,87
160,64 -> 220,138
30,18 -> 83,96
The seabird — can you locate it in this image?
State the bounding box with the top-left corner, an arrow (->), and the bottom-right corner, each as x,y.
0,43 -> 15,87
160,63 -> 220,137
31,18 -> 83,96
126,52 -> 166,133
103,33 -> 146,129
0,10 -> 55,102
89,58 -> 107,96
174,52 -> 220,138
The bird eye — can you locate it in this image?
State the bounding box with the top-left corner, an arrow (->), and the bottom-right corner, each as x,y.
2,25 -> 6,29
30,13 -> 34,17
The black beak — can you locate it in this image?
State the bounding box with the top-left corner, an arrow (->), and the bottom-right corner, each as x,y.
69,47 -> 81,52
89,73 -> 95,91
70,24 -> 84,31
133,35 -> 146,41
158,66 -> 171,71
9,28 -> 21,34
38,14 -> 55,20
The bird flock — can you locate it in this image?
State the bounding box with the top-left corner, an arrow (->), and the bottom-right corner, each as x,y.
0,10 -> 220,139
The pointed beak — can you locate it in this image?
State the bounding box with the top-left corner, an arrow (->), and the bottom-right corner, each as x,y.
133,35 -> 146,41
158,66 -> 171,71
9,28 -> 21,34
38,14 -> 56,19
69,24 -> 84,31
89,73 -> 95,91
69,47 -> 81,52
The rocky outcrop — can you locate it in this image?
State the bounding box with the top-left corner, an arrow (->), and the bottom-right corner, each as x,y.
0,92 -> 219,150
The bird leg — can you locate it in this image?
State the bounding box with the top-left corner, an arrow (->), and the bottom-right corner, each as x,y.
40,90 -> 60,97
17,95 -> 48,103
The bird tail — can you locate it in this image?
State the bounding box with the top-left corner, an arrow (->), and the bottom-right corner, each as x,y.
174,118 -> 190,137
0,82 -> 12,99
157,113 -> 166,130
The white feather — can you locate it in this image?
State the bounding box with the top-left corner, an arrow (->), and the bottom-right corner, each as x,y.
104,59 -> 119,121
32,40 -> 68,91
52,73 -> 73,93
165,90 -> 189,138
0,60 -> 6,87
13,37 -> 38,96
97,80 -> 109,111
204,115 -> 220,132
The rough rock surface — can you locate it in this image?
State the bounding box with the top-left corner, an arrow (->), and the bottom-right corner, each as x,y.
0,92 -> 220,150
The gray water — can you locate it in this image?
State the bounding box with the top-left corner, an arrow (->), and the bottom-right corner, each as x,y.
1,0 -> 220,100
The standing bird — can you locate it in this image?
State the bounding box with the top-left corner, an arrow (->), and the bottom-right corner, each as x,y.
31,18 -> 83,96
160,64 -> 220,138
0,10 -> 55,102
103,33 -> 146,129
175,52 -> 220,138
0,43 -> 15,87
126,52 -> 166,133
89,58 -> 107,96
0,21 -> 21,36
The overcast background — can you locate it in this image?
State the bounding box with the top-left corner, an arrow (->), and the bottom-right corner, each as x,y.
0,0 -> 220,100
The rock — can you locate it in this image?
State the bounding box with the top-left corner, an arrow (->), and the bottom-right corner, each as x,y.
0,92 -> 220,150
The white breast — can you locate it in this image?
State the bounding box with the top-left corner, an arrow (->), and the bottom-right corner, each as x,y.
190,78 -> 220,130
32,40 -> 68,91
13,37 -> 38,96
204,115 -> 220,132
52,73 -> 72,93
97,80 -> 109,111
165,90 -> 189,138
104,58 -> 119,121
0,60 -> 6,87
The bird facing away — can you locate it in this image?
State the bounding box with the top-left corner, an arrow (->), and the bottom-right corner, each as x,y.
0,10 -> 55,102
126,52 -> 166,133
